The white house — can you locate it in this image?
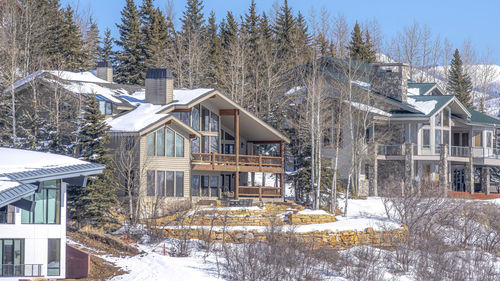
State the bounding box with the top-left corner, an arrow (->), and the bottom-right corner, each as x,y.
0,148 -> 104,280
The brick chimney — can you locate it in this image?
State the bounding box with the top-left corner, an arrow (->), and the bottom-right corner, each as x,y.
371,63 -> 408,102
145,68 -> 174,105
96,61 -> 113,83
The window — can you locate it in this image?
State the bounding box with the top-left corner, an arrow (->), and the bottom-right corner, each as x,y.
175,134 -> 184,157
147,133 -> 155,156
176,172 -> 184,197
225,131 -> 234,141
156,171 -> 165,197
191,175 -> 200,196
210,136 -> 219,153
474,131 -> 482,147
147,171 -> 155,196
99,101 -> 106,115
166,171 -> 175,196
0,239 -> 24,277
435,112 -> 442,126
210,112 -> 219,132
166,128 -> 175,157
435,129 -> 441,146
202,106 -> 210,131
443,130 -> 449,145
202,136 -> 209,153
47,239 -> 60,276
156,128 -> 165,156
192,105 -> 200,131
192,137 -> 200,153
105,102 -> 112,115
487,131 -> 493,147
180,112 -> 190,126
21,180 -> 60,224
423,129 -> 430,147
443,109 -> 450,126
201,176 -> 209,196
99,101 -> 112,115
210,176 -> 218,198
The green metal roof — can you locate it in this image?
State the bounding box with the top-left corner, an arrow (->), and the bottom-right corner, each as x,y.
407,82 -> 437,95
466,108 -> 500,126
406,95 -> 454,117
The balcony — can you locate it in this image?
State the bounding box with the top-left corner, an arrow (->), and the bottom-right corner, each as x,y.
377,144 -> 500,160
192,153 -> 283,173
0,264 -> 42,277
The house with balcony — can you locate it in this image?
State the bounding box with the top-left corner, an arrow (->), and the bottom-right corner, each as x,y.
324,60 -> 500,197
0,148 -> 103,280
107,69 -> 289,207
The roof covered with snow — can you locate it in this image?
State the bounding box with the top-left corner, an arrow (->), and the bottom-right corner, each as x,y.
0,148 -> 104,208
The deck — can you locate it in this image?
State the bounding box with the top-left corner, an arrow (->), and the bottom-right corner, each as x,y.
448,191 -> 500,200
192,153 -> 283,173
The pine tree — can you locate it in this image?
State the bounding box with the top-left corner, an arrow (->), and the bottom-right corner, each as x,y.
447,49 -> 474,108
274,0 -> 296,67
205,11 -> 222,86
181,0 -> 205,33
348,22 -> 364,62
70,95 -> 117,227
141,0 -> 168,68
60,5 -> 87,71
116,0 -> 145,84
363,30 -> 376,63
99,28 -> 115,63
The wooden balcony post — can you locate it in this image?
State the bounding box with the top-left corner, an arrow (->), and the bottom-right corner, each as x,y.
235,109 -> 240,200
211,152 -> 215,169
280,141 -> 285,199
259,186 -> 262,201
259,154 -> 263,171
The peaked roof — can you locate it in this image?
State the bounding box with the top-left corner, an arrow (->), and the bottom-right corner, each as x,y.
408,82 -> 438,96
466,108 -> 500,126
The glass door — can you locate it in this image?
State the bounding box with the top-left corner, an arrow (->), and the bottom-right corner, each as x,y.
1,239 -> 24,277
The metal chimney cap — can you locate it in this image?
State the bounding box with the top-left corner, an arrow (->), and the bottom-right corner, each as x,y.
146,68 -> 174,79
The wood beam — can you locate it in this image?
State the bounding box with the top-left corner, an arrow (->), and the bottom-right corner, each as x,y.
189,134 -> 197,139
172,108 -> 192,112
235,109 -> 240,200
280,141 -> 285,200
248,140 -> 282,144
219,109 -> 236,116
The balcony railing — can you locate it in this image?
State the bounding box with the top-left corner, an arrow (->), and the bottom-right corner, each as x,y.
0,264 -> 42,277
238,186 -> 282,199
192,153 -> 282,168
377,144 -> 500,159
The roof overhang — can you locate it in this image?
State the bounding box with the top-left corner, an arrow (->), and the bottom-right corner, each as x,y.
139,115 -> 201,138
429,97 -> 471,119
161,90 -> 290,143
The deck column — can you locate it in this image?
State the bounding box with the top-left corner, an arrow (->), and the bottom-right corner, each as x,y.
481,167 -> 490,195
280,141 -> 285,200
439,144 -> 449,196
466,147 -> 474,194
369,143 -> 378,196
404,142 -> 415,195
234,109 -> 240,200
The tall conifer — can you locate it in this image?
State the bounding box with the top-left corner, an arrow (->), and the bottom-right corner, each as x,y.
447,49 -> 474,108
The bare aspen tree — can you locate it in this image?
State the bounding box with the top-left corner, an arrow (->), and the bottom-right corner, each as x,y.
391,21 -> 422,80
331,12 -> 349,58
477,48 -> 497,112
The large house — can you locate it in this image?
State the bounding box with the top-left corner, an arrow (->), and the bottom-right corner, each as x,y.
317,59 -> 500,196
0,148 -> 103,280
107,69 -> 290,207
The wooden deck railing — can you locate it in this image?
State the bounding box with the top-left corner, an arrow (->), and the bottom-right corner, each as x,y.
238,186 -> 282,200
192,153 -> 282,168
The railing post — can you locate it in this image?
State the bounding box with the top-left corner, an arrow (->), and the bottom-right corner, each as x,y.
259,186 -> 262,201
211,152 -> 215,167
259,154 -> 263,171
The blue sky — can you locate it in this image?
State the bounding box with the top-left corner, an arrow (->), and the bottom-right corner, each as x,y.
60,0 -> 500,63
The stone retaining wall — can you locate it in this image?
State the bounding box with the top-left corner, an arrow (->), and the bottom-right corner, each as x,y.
285,213 -> 336,225
160,225 -> 407,250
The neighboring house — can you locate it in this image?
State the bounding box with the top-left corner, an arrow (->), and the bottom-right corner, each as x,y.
0,147 -> 103,280
317,60 -> 500,196
107,69 -> 290,206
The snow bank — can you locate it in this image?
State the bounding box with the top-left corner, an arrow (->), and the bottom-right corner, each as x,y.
296,209 -> 329,215
406,97 -> 438,115
0,148 -> 88,174
46,70 -> 110,84
407,87 -> 420,96
346,101 -> 391,117
171,89 -> 214,105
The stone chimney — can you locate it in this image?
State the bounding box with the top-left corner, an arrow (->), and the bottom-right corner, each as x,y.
371,63 -> 408,102
145,68 -> 174,105
96,61 -> 113,82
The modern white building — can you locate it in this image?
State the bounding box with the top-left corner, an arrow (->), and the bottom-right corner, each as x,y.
0,148 -> 103,280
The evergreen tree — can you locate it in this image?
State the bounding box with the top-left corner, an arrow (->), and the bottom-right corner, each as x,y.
116,0 -> 145,84
447,49 -> 474,108
140,0 -> 168,68
70,95 -> 117,227
363,30 -> 376,63
181,0 -> 205,33
348,22 -> 364,62
60,5 -> 87,71
205,11 -> 222,86
274,0 -> 296,67
99,28 -> 115,63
